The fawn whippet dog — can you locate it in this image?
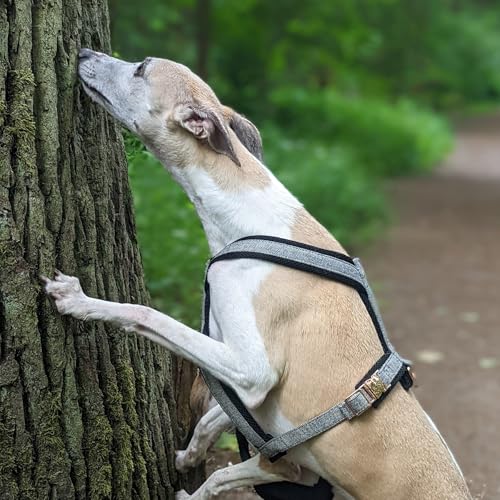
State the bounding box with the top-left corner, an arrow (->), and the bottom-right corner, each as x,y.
42,49 -> 471,499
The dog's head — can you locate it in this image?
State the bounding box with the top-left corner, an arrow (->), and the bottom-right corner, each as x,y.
78,49 -> 262,168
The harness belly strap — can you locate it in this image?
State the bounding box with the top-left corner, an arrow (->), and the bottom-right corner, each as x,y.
200,235 -> 413,462
258,352 -> 405,458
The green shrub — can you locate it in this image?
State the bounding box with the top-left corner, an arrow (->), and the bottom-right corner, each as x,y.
269,88 -> 453,176
418,9 -> 500,108
262,125 -> 387,247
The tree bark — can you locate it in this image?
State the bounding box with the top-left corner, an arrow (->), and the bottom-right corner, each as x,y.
0,1 -> 198,498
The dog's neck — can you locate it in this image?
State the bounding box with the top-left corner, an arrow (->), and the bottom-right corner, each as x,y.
163,149 -> 302,255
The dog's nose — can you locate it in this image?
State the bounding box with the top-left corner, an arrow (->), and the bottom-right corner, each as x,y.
78,48 -> 97,60
78,48 -> 93,60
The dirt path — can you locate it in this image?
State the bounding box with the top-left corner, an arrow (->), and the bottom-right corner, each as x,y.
206,115 -> 500,499
361,115 -> 500,499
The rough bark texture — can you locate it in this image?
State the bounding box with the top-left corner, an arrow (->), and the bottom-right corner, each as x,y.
0,1 -> 199,498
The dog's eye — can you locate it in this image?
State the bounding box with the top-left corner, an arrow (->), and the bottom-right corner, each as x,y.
134,58 -> 150,77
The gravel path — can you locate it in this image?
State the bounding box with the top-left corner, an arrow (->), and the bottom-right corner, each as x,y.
206,115 -> 500,499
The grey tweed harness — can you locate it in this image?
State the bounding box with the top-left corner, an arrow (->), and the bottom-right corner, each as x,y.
200,236 -> 413,464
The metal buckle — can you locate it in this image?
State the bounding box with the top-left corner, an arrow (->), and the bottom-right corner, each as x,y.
363,371 -> 387,400
343,371 -> 388,419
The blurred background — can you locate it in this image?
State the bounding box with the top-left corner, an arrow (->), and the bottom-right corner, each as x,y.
109,1 -> 500,498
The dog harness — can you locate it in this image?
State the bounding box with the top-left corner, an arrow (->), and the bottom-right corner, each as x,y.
200,236 -> 413,499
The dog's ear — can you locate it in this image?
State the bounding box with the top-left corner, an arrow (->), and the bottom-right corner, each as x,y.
225,107 -> 263,161
175,104 -> 240,166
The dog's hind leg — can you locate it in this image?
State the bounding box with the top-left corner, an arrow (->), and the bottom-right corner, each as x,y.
176,404 -> 232,472
42,272 -> 276,408
175,454 -> 301,500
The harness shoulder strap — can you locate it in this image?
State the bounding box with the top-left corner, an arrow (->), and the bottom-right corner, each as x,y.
211,236 -> 394,353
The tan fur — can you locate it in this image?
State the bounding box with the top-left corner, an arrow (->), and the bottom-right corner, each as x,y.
252,209 -> 471,499
189,371 -> 212,419
192,134 -> 270,190
292,209 -> 347,253
258,454 -> 301,482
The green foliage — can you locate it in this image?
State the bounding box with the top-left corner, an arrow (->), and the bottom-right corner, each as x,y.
214,432 -> 239,451
109,0 -> 197,65
111,1 -> 500,111
269,89 -> 453,176
422,9 -> 500,108
261,125 -> 387,247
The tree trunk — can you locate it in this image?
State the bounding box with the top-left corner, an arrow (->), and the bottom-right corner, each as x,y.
0,1 -> 199,498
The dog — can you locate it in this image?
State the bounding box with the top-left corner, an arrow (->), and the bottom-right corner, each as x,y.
42,49 -> 472,499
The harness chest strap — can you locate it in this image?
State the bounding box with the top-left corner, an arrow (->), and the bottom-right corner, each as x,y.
200,236 -> 413,460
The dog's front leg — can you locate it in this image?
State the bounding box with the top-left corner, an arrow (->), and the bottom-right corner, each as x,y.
176,404 -> 232,473
42,271 -> 275,407
176,454 -> 301,500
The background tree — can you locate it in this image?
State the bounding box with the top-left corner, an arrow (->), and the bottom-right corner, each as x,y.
0,1 -> 199,498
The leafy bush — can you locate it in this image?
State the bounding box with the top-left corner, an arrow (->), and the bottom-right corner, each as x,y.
412,9 -> 500,108
111,1 -> 500,115
261,125 -> 387,247
269,88 -> 453,176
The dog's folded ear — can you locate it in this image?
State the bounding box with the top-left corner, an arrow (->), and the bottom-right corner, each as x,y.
175,103 -> 241,166
225,107 -> 263,161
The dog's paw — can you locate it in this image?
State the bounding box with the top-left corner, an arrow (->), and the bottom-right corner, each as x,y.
175,450 -> 188,472
175,489 -> 191,500
175,450 -> 194,473
42,271 -> 89,319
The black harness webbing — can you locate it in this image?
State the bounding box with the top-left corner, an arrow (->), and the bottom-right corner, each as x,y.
200,236 -> 413,500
